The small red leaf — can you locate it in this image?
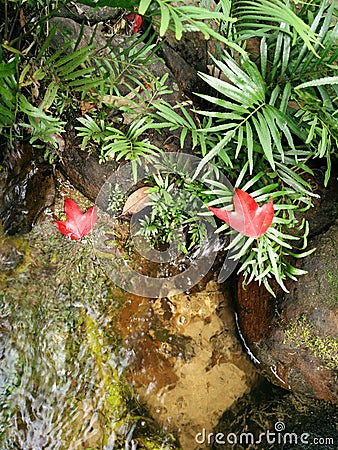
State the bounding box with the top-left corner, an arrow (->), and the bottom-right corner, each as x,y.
208,188 -> 274,238
126,13 -> 143,34
55,198 -> 97,240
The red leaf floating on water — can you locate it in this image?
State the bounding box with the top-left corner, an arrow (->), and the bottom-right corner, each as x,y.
208,188 -> 274,238
55,198 -> 97,240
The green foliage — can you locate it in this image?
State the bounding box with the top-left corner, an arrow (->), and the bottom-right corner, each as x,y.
18,93 -> 66,145
195,53 -> 303,176
139,0 -> 232,40
0,8 -> 167,152
136,173 -> 208,255
74,0 -> 139,8
152,100 -> 208,153
46,44 -> 105,94
136,0 -> 247,57
0,43 -> 99,147
101,117 -> 163,182
195,1 -> 338,185
235,0 -> 320,54
205,168 -> 315,294
0,59 -> 19,141
76,114 -> 109,150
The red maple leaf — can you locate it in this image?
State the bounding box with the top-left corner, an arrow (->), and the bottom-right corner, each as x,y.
125,12 -> 143,34
208,188 -> 274,238
55,198 -> 97,240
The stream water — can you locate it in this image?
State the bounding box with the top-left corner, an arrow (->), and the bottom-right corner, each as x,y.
0,213 -> 337,450
0,222 -> 180,449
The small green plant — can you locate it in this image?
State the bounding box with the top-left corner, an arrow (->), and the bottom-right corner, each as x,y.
100,117 -> 163,182
136,173 -> 209,255
107,183 -> 126,215
76,114 -> 109,150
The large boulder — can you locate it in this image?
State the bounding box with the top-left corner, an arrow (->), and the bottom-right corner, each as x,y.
235,186 -> 338,401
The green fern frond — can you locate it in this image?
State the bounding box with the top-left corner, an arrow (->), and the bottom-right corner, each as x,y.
139,0 -> 243,54
18,94 -> 65,145
194,53 -> 303,176
236,0 -> 321,55
0,59 -> 18,132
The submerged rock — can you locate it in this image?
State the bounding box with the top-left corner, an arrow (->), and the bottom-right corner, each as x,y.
122,280 -> 258,450
0,221 -> 179,449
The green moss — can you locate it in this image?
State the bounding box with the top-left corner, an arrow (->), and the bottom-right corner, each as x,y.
0,228 -> 32,282
326,269 -> 338,306
284,315 -> 338,370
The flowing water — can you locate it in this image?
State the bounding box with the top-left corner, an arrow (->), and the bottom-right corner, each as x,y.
0,223 -> 179,449
1,218 -> 337,450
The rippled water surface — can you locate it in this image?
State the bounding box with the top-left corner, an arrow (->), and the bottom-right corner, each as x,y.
0,223 -> 177,449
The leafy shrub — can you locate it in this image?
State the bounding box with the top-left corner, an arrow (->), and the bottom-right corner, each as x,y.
1,0 -> 337,293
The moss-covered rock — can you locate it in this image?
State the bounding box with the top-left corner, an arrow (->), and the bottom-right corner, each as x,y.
235,222 -> 338,401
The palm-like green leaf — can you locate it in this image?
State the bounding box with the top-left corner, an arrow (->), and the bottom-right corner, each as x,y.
236,0 -> 320,55
195,54 -> 299,177
19,94 -> 65,144
295,76 -> 338,90
102,117 -> 161,163
0,59 -> 18,131
289,0 -> 337,75
139,0 -> 242,53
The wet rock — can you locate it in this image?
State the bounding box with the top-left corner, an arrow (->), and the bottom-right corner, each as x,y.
56,138 -> 117,203
163,31 -> 208,74
55,4 -> 121,24
235,221 -> 338,401
49,17 -> 108,50
158,37 -> 209,98
0,142 -> 55,235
